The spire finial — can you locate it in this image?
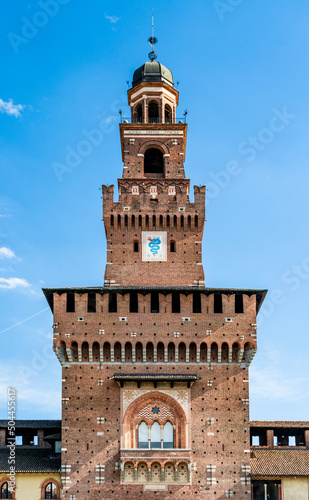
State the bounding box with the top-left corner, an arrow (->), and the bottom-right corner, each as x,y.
148,11 -> 158,61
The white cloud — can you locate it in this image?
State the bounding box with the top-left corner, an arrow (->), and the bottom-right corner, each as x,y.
104,13 -> 119,24
0,98 -> 25,117
0,247 -> 16,259
0,360 -> 60,413
250,348 -> 309,403
0,277 -> 30,289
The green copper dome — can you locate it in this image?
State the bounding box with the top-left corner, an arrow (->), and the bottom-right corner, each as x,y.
132,61 -> 174,88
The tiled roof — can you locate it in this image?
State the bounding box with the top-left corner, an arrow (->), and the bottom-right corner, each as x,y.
250,421 -> 309,428
0,448 -> 61,473
44,433 -> 61,440
0,420 -> 61,429
251,449 -> 309,476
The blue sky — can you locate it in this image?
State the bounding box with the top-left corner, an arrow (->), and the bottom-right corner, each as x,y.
0,0 -> 309,420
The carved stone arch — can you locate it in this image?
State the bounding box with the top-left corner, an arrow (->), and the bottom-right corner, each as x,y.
138,140 -> 169,157
0,477 -> 16,499
124,391 -> 187,449
40,478 -> 61,500
123,461 -> 135,482
137,461 -> 148,482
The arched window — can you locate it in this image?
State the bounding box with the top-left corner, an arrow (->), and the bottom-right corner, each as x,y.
114,342 -> 121,362
148,101 -> 159,123
157,342 -> 164,362
133,241 -> 139,252
163,421 -> 174,448
92,342 -> 100,362
232,342 -> 240,362
144,148 -> 164,176
146,342 -> 154,362
81,341 -> 89,362
103,342 -> 111,362
138,421 -> 148,448
165,105 -> 172,124
125,342 -> 132,362
1,483 -> 12,499
221,342 -> 229,362
150,421 -> 161,448
211,342 -> 218,362
136,342 -> 143,362
44,482 -> 57,499
168,342 -> 175,362
179,342 -> 186,362
170,241 -> 176,252
189,342 -> 197,362
200,342 -> 207,362
71,341 -> 78,362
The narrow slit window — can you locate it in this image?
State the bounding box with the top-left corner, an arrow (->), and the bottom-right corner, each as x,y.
172,292 -> 180,313
193,292 -> 201,313
87,293 -> 96,313
170,241 -> 176,252
108,292 -> 117,313
235,294 -> 244,313
151,292 -> 159,313
130,292 -> 138,313
214,293 -> 222,313
133,241 -> 139,253
66,292 -> 75,313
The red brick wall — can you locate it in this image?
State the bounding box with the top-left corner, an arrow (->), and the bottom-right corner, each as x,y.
53,291 -> 256,499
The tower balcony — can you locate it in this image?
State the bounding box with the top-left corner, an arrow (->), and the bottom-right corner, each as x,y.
120,448 -> 191,461
120,449 -> 192,484
119,115 -> 187,125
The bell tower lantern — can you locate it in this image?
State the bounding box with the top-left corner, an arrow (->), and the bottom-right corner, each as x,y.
129,60 -> 178,126
103,40 -> 206,287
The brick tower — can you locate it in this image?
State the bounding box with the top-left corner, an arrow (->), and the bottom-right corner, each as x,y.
44,41 -> 267,499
